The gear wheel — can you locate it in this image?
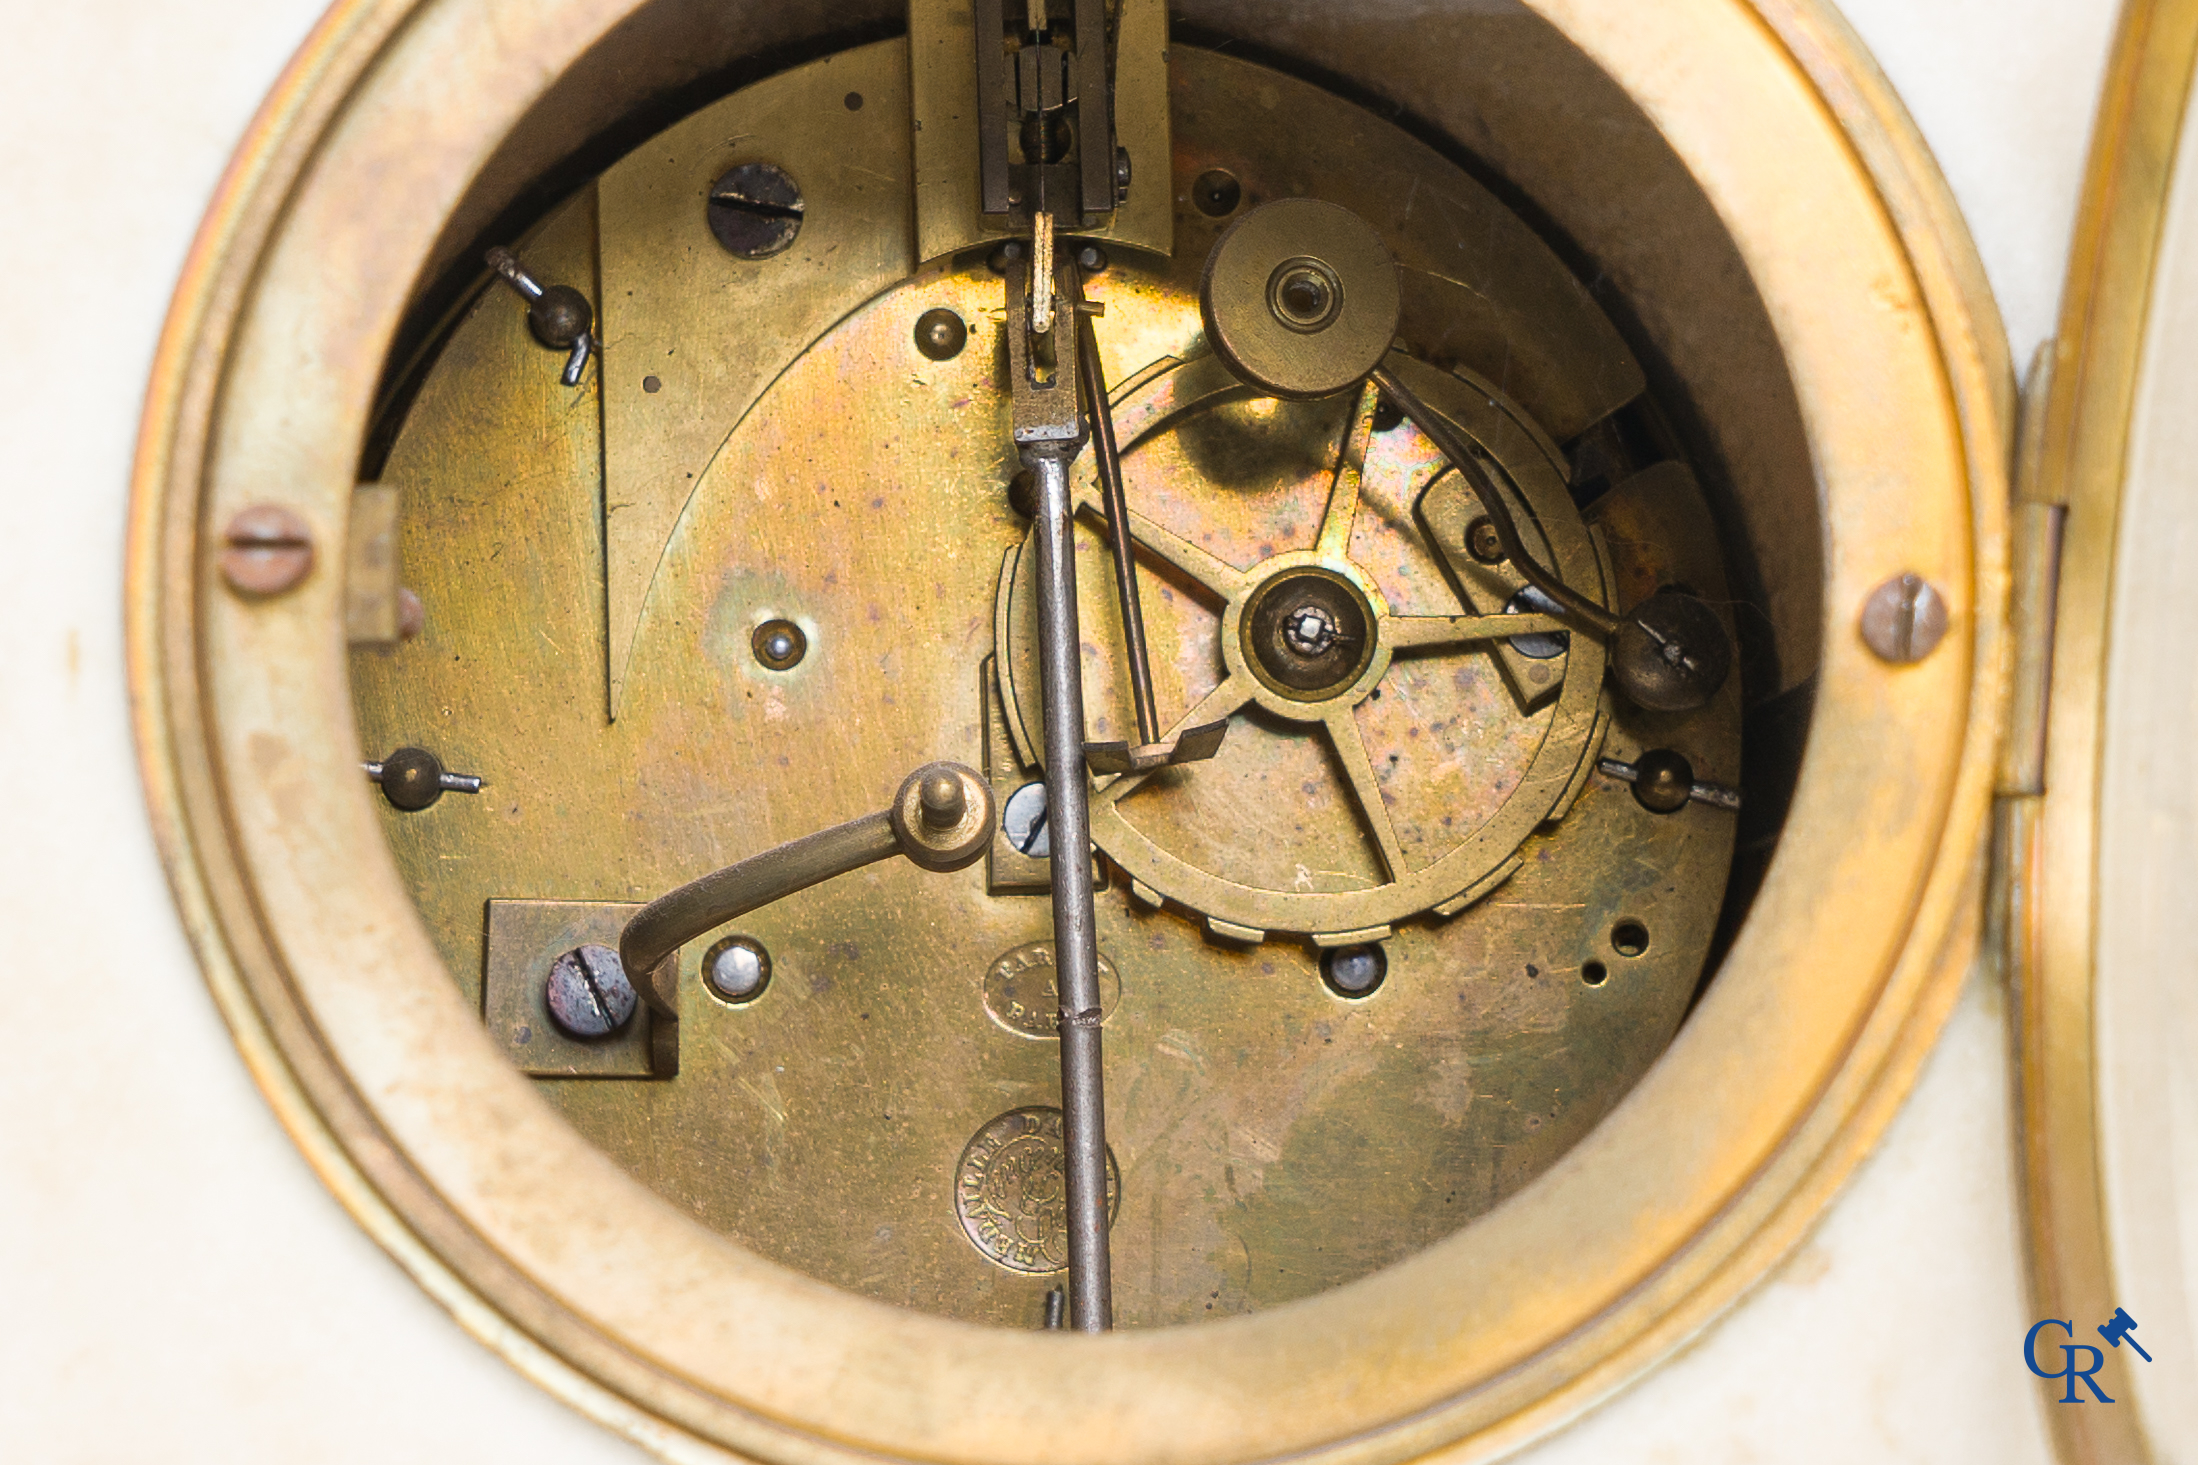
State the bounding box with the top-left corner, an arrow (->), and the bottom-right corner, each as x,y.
997,350 -> 1612,944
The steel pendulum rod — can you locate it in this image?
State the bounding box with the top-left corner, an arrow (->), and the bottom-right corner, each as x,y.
1028,444 -> 1114,1332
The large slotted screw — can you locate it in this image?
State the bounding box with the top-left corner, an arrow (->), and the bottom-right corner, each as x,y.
220,505 -> 314,597
544,944 -> 638,1040
1859,573 -> 1949,663
708,163 -> 804,259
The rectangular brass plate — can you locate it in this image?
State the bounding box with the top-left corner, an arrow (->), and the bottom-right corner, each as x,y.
485,899 -> 669,1077
345,484 -> 400,645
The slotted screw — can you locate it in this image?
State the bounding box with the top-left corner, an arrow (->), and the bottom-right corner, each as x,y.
1860,573 -> 1949,663
220,505 -> 314,597
708,163 -> 804,259
544,944 -> 638,1040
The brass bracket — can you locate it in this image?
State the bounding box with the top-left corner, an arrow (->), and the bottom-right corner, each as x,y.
344,484 -> 401,645
484,899 -> 679,1078
909,0 -> 1173,263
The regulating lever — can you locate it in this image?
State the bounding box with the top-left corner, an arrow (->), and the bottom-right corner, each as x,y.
619,763 -> 993,1017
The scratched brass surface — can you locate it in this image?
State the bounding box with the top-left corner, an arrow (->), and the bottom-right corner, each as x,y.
594,40 -> 1643,720
353,49 -> 1734,1329
596,40 -> 917,718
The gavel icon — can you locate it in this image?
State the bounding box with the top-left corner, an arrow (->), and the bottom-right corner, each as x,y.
2098,1307 -> 2153,1362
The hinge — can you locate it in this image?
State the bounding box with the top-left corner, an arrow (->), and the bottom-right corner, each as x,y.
1997,344 -> 2067,798
1988,344 -> 2064,988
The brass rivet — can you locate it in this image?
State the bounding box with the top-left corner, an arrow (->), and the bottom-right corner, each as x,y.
913,308 -> 967,361
1465,516 -> 1505,565
220,504 -> 314,596
752,618 -> 807,670
1859,573 -> 1949,663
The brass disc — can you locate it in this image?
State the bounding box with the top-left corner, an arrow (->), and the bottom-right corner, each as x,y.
1199,198 -> 1402,399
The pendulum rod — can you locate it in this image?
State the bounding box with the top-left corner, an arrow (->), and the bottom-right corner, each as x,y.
978,0 -> 1128,1331
1007,248 -> 1113,1331
1028,445 -> 1114,1332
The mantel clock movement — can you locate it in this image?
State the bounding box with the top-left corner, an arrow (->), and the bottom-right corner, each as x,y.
131,1 -> 2013,1459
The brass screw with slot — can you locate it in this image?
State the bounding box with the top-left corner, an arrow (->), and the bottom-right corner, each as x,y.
220,505 -> 314,597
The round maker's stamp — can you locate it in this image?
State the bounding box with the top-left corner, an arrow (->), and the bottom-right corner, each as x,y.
955,1107 -> 1120,1273
982,941 -> 1121,1038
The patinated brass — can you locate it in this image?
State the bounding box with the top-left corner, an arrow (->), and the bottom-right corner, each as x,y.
343,484 -> 400,643
350,45 -> 1734,1328
1199,199 -> 1402,400
132,2 -> 2011,1461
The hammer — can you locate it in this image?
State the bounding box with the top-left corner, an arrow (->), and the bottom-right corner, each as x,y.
2099,1307 -> 2154,1362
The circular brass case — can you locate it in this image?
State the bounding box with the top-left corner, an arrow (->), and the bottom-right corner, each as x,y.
2012,3 -> 2198,1459
129,6 -> 2009,1465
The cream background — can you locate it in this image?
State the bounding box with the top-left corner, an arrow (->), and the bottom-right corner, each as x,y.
0,0 -> 2120,1459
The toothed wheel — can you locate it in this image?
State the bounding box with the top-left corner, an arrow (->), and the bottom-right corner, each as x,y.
999,350 -> 1614,944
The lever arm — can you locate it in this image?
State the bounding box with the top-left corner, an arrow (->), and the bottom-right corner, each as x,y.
619,763 -> 992,1016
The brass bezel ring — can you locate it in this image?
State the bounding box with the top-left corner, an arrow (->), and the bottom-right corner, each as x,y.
127,3 -> 2009,1463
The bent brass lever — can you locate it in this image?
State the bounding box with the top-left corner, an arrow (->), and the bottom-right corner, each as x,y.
619,762 -> 992,1016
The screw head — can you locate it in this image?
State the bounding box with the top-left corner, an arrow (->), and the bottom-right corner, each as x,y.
1502,586 -> 1570,661
703,936 -> 772,1005
1859,573 -> 1949,663
752,618 -> 807,670
545,944 -> 638,1040
221,504 -> 314,596
1193,169 -> 1242,217
377,746 -> 446,811
1003,781 -> 1051,858
707,162 -> 804,259
1465,516 -> 1505,565
1629,749 -> 1695,814
1610,590 -> 1733,712
914,308 -> 967,361
1321,943 -> 1387,998
1076,243 -> 1109,274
